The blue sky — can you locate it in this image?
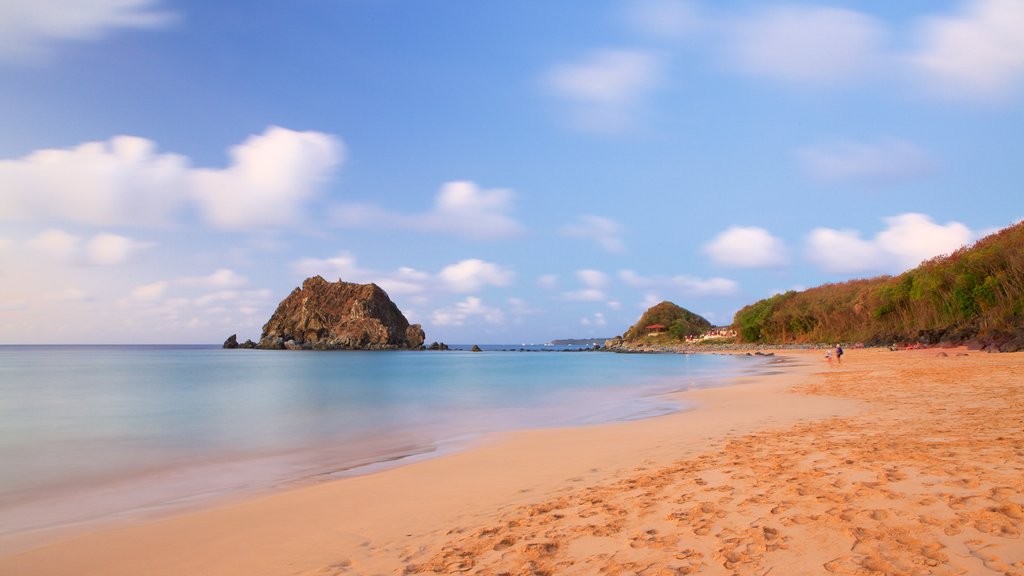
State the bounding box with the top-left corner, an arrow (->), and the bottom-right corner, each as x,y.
1,0 -> 1022,344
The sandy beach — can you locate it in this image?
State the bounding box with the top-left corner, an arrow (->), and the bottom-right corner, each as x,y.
2,348 -> 1022,575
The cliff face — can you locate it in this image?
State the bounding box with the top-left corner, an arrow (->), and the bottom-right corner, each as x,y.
256,276 -> 425,350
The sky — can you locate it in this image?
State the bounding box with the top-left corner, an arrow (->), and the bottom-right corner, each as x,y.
0,0 -> 1022,344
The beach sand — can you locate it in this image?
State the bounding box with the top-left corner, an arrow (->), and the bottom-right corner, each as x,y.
1,348 -> 1022,575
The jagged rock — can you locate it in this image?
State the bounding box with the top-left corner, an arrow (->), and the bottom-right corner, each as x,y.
255,276 -> 426,350
241,339 -> 256,349
223,334 -> 239,349
470,344 -> 482,352
427,341 -> 449,351
406,325 -> 426,349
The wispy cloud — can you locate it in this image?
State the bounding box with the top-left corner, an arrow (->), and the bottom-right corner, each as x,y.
624,0 -> 703,40
907,0 -> 1024,101
561,214 -> 626,253
561,269 -> 610,302
545,48 -> 662,133
619,269 -> 738,297
29,228 -> 153,266
431,297 -> 505,327
796,137 -> 933,183
0,0 -> 178,64
332,181 -> 524,240
293,253 -> 513,297
721,5 -> 888,87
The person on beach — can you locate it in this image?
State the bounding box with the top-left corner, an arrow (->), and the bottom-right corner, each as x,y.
825,348 -> 833,367
836,344 -> 844,365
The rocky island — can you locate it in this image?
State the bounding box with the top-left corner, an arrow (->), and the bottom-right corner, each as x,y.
225,276 -> 425,350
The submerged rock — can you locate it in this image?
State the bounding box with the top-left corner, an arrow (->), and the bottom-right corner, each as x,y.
255,276 -> 426,350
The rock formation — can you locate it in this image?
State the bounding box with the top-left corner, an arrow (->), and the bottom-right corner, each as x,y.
605,301 -> 712,351
252,276 -> 425,350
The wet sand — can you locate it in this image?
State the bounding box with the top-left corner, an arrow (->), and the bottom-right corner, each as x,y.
2,348 -> 1022,575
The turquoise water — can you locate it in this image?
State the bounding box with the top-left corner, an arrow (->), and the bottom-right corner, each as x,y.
0,345 -> 752,539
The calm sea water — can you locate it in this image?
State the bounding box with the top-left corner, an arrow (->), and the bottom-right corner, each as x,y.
0,345 -> 754,541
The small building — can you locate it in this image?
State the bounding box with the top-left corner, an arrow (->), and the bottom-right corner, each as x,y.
645,324 -> 666,335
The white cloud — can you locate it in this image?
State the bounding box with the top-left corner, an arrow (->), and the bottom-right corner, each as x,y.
192,289 -> 273,310
907,0 -> 1024,100
723,5 -> 888,87
805,213 -> 974,274
0,136 -> 188,226
56,288 -> 91,302
431,297 -> 505,327
85,233 -> 151,266
0,126 -> 343,231
178,268 -> 248,289
130,281 -> 168,302
703,226 -> 788,268
537,274 -> 560,290
333,181 -> 524,240
378,267 -> 432,296
546,49 -> 662,132
0,0 -> 177,64
29,228 -> 150,266
580,312 -> 608,327
562,269 -> 610,302
797,138 -> 933,183
292,252 -> 370,283
625,0 -> 702,40
619,269 -> 739,296
292,253 -> 511,298
561,214 -> 626,253
438,259 -> 514,293
562,288 -> 607,302
192,126 -> 344,230
576,269 -> 609,289
639,293 -> 662,309
29,228 -> 81,262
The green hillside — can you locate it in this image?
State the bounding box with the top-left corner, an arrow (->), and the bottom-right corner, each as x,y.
732,221 -> 1024,351
622,301 -> 712,342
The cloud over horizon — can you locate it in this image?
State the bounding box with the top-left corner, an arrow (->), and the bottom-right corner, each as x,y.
805,213 -> 974,274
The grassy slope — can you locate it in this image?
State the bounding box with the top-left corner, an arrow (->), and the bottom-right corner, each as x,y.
622,301 -> 712,342
732,221 -> 1024,349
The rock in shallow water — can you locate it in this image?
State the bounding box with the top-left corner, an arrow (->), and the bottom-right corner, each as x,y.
249,276 -> 425,350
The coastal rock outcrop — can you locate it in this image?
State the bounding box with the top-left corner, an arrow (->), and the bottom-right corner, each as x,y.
254,276 -> 425,350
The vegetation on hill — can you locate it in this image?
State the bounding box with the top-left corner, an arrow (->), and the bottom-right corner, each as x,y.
733,221 -> 1024,350
622,301 -> 712,341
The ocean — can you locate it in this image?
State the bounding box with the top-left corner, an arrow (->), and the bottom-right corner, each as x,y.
0,345 -> 756,542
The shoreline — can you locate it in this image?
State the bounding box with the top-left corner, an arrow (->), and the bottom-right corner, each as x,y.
0,350 -> 860,574
3,348 -> 1021,575
0,352 -> 764,556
